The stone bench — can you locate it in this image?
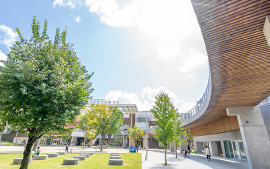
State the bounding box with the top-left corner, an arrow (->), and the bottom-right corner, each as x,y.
63,158 -> 79,165
110,154 -> 120,157
57,152 -> 66,155
12,158 -> 32,165
85,152 -> 93,155
110,156 -> 121,159
109,159 -> 123,165
47,153 -> 59,158
33,155 -> 48,160
80,154 -> 90,158
111,153 -> 119,155
73,156 -> 86,161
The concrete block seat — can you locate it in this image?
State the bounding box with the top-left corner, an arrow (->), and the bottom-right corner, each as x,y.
57,152 -> 66,155
47,153 -> 59,158
109,159 -> 123,165
33,155 -> 48,160
13,158 -> 32,165
85,152 -> 93,155
63,158 -> 79,165
80,154 -> 90,158
73,156 -> 86,161
110,156 -> 121,159
111,153 -> 119,155
110,154 -> 120,157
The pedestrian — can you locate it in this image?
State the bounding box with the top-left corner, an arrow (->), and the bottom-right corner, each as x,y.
36,147 -> 40,155
65,144 -> 69,153
187,145 -> 191,158
136,145 -> 139,153
204,146 -> 211,161
183,149 -> 187,158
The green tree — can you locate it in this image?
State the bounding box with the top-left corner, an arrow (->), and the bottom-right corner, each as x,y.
79,115 -> 96,148
128,126 -> 143,151
84,104 -> 123,151
151,93 -> 178,166
0,17 -> 93,169
173,117 -> 185,158
186,130 -> 193,147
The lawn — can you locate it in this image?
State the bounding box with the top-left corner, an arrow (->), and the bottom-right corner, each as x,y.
1,141 -> 19,146
0,153 -> 142,169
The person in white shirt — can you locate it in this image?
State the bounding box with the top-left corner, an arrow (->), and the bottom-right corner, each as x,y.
204,146 -> 211,161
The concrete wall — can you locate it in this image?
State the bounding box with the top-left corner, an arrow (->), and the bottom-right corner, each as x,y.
193,130 -> 242,142
259,103 -> 270,139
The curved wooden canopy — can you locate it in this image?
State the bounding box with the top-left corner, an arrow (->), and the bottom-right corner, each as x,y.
184,0 -> 270,129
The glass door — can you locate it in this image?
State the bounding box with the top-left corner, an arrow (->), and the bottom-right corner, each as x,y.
232,141 -> 241,159
238,142 -> 247,160
223,140 -> 234,158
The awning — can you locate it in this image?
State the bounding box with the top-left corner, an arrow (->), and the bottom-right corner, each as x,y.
71,132 -> 84,137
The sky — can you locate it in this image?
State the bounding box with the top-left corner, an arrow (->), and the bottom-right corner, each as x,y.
0,0 -> 209,112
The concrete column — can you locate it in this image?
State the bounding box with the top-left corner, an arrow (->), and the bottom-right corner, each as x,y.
170,142 -> 175,152
227,106 -> 270,169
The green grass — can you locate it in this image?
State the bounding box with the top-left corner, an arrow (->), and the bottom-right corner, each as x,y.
2,141 -> 19,146
0,153 -> 142,169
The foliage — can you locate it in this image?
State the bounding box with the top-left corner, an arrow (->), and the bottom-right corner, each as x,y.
83,104 -> 123,151
79,115 -> 96,147
151,93 -> 178,166
0,17 -> 93,169
186,130 -> 193,146
112,128 -> 122,146
157,146 -> 164,149
127,126 -> 143,146
173,116 -> 185,158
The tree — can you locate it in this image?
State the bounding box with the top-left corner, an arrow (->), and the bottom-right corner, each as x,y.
127,126 -> 143,151
186,130 -> 193,147
0,17 -> 93,169
84,104 -> 123,151
151,93 -> 178,166
79,115 -> 96,148
173,117 -> 185,158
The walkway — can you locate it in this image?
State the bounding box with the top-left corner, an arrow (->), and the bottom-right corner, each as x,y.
142,149 -> 248,169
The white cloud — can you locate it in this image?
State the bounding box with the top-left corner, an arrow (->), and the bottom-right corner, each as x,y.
177,49 -> 208,73
75,16 -> 82,23
105,86 -> 195,112
85,0 -> 200,40
53,0 -> 83,9
0,50 -> 7,67
0,25 -> 17,48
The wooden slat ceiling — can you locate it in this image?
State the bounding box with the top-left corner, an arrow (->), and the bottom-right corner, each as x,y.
184,0 -> 270,129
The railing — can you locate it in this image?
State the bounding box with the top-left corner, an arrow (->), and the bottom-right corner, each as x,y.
183,76 -> 211,121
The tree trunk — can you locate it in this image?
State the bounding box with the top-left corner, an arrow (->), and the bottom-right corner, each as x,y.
20,135 -> 36,169
100,137 -> 103,152
176,141 -> 177,158
165,146 -> 167,166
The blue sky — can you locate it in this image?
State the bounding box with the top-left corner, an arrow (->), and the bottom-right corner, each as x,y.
0,0 -> 209,112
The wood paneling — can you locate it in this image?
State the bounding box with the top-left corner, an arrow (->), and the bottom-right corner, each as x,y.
185,0 -> 270,130
190,116 -> 239,136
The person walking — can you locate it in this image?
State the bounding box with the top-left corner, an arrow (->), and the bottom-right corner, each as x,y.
204,146 -> 211,161
65,144 -> 69,153
187,145 -> 191,158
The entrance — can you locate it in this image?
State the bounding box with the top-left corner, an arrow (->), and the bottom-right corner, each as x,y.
76,137 -> 84,146
224,140 -> 246,160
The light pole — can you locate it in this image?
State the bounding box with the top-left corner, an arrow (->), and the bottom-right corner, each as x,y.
129,112 -> 133,153
145,118 -> 149,161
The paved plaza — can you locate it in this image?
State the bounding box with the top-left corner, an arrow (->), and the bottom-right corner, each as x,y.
0,146 -> 248,168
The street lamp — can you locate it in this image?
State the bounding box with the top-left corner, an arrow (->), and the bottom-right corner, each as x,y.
145,118 -> 149,161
